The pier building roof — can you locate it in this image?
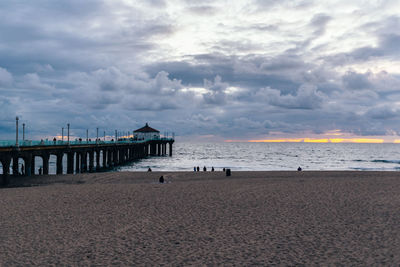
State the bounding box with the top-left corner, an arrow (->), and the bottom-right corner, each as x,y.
134,123 -> 160,133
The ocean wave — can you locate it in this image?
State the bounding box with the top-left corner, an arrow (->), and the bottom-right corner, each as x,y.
371,159 -> 400,164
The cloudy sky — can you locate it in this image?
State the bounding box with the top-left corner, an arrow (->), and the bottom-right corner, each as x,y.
1,0 -> 400,142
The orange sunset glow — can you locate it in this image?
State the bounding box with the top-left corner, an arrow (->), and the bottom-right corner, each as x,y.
245,138 -> 386,143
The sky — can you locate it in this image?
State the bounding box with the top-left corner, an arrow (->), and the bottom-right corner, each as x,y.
1,0 -> 400,142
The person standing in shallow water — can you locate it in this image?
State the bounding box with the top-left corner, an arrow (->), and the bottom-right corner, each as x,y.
203,166 -> 207,171
197,166 -> 200,172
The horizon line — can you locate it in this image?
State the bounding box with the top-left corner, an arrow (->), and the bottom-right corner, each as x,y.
225,138 -> 400,144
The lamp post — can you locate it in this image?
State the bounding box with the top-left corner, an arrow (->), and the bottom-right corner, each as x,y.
86,129 -> 89,143
104,131 -> 106,141
62,127 -> 64,142
115,130 -> 117,142
67,123 -> 70,144
15,116 -> 19,147
22,123 -> 25,141
96,128 -> 99,144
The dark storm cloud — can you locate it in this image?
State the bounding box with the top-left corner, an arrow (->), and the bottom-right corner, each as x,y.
1,0 -> 400,140
342,71 -> 372,90
144,0 -> 167,8
233,24 -> 279,33
187,5 -> 218,16
253,0 -> 314,10
0,0 -> 174,74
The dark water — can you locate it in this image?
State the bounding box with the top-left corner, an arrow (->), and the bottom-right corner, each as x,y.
118,142 -> 400,172
2,142 -> 400,174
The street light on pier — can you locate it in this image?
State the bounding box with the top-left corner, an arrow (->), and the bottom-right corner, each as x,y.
86,129 -> 89,143
62,127 -> 64,142
16,116 -> 19,147
67,123 -> 70,144
104,131 -> 106,141
115,130 -> 117,142
22,123 -> 25,141
96,127 -> 99,144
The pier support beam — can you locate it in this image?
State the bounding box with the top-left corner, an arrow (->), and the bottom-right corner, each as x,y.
89,151 -> 94,172
1,157 -> 11,185
43,154 -> 49,175
96,150 -> 100,171
67,152 -> 74,174
102,149 -> 107,168
169,142 -> 173,156
75,152 -> 80,173
82,152 -> 87,172
118,149 -> 123,164
56,153 -> 63,175
150,143 -> 156,156
31,155 -> 35,175
107,150 -> 112,167
12,156 -> 19,176
25,154 -> 32,176
113,149 -> 118,166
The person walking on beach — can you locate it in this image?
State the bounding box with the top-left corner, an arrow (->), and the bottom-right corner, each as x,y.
197,166 -> 200,172
194,167 -> 196,172
211,167 -> 214,172
159,175 -> 164,183
203,166 -> 207,171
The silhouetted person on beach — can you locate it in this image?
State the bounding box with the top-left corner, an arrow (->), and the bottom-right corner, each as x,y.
203,166 -> 207,171
194,167 -> 196,172
39,167 -> 42,175
148,167 -> 152,172
159,175 -> 164,183
211,167 -> 214,172
297,166 -> 302,171
223,168 -> 226,172
197,166 -> 200,172
21,164 -> 25,175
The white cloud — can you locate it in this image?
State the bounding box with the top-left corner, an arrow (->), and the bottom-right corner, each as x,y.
0,67 -> 13,87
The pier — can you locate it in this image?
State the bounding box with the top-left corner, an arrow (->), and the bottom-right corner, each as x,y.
0,138 -> 174,186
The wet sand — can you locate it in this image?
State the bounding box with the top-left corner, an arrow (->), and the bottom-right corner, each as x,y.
1,171 -> 399,265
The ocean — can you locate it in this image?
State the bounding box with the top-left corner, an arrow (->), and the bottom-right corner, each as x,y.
118,142 -> 400,172
2,142 -> 400,174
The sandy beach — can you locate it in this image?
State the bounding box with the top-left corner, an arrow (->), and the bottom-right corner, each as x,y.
1,171 -> 399,265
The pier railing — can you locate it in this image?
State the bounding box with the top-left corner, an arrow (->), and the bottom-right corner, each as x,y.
0,137 -> 174,148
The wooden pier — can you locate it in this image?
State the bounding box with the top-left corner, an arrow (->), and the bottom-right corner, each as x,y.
0,139 -> 174,186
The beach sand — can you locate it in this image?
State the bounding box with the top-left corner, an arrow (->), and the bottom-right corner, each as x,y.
1,171 -> 399,265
